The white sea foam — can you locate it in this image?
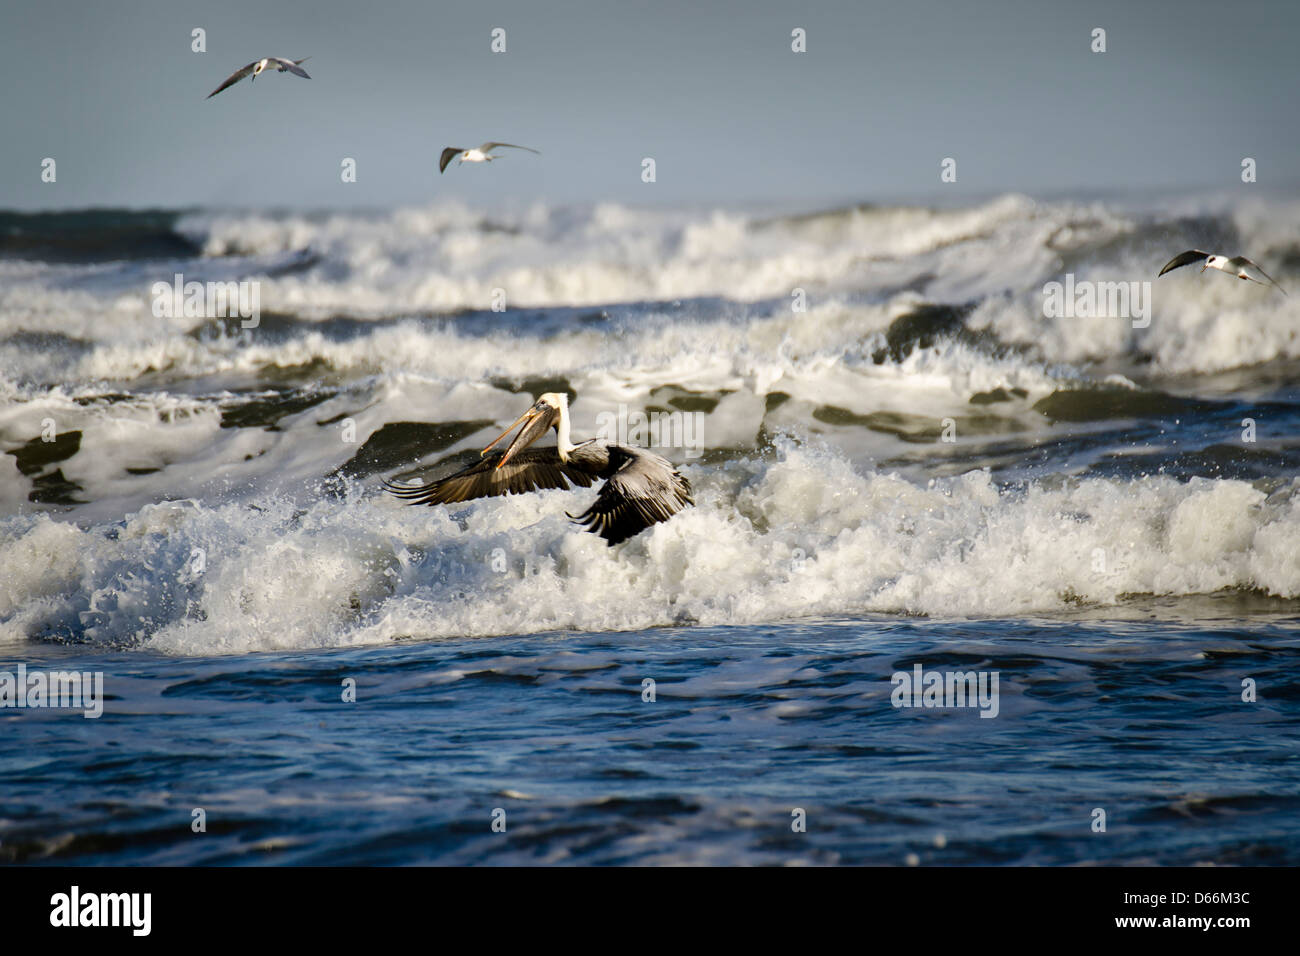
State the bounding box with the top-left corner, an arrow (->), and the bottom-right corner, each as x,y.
4,195 -> 1297,383
0,297 -> 1073,522
1,439 -> 1296,655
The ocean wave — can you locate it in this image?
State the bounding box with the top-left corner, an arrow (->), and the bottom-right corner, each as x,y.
3,194 -> 1298,378
2,439 -> 1297,655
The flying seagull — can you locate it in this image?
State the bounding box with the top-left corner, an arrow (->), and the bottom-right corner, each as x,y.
1158,250 -> 1287,295
382,393 -> 693,545
438,142 -> 540,174
207,57 -> 311,99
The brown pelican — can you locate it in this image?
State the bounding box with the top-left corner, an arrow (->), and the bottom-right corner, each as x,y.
382,393 -> 693,545
1158,249 -> 1287,295
207,57 -> 311,99
438,142 -> 540,173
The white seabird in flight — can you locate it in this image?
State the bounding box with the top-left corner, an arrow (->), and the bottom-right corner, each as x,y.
1158,250 -> 1287,295
438,142 -> 540,174
207,57 -> 311,99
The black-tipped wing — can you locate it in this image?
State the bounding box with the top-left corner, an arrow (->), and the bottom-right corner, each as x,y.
481,142 -> 540,155
1226,256 -> 1287,295
567,447 -> 693,546
383,447 -> 596,506
438,147 -> 462,173
1158,250 -> 1210,276
207,61 -> 258,99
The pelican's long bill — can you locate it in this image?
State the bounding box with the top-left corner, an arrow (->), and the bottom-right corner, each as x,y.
482,401 -> 558,470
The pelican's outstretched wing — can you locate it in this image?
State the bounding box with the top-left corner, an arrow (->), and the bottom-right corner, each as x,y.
568,446 -> 693,545
207,61 -> 259,99
382,447 -> 595,506
1157,250 -> 1210,276
1226,256 -> 1287,295
438,147 -> 462,173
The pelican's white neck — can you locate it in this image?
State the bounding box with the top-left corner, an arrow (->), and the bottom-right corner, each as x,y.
554,399 -> 574,461
537,392 -> 576,461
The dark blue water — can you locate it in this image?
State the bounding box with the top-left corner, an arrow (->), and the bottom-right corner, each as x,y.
4,609 -> 1297,865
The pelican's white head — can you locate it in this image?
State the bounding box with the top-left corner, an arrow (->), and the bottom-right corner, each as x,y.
537,392 -> 568,414
483,392 -> 573,469
1204,254 -> 1223,272
252,58 -> 269,80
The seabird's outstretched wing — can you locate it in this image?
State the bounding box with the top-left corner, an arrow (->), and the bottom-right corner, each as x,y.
480,142 -> 540,155
382,447 -> 596,506
270,57 -> 311,78
438,147 -> 462,173
207,61 -> 259,99
1226,256 -> 1287,295
1157,250 -> 1210,276
568,446 -> 693,546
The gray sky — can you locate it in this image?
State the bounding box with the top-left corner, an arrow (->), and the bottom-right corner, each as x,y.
2,0 -> 1297,210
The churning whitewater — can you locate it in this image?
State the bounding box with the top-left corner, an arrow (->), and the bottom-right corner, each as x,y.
2,193 -> 1299,655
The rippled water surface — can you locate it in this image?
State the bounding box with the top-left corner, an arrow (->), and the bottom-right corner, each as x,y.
4,611 -> 1298,865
